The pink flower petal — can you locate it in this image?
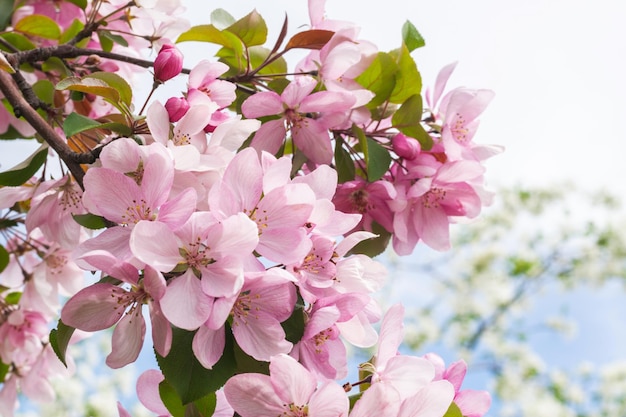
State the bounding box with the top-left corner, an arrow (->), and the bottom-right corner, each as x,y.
106,311 -> 146,368
160,270 -> 213,330
61,283 -> 126,331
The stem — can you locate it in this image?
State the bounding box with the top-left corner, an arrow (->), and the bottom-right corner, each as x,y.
0,71 -> 95,187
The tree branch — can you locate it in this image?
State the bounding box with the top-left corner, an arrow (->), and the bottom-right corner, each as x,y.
0,71 -> 96,187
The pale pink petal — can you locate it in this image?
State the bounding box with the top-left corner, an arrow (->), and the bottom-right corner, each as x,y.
241,91 -> 284,118
106,311 -> 146,368
136,370 -> 170,416
414,203 -> 451,251
83,169 -> 142,223
233,313 -> 292,361
192,324 -> 225,369
350,383 -> 400,417
398,380 -> 455,417
292,118 -> 333,164
157,186 -> 197,227
141,150 -> 174,209
149,301 -> 172,357
308,380 -> 349,417
429,61 -> 457,109
270,354 -> 316,406
146,101 -> 170,145
379,356 -> 435,400
299,90 -> 355,113
454,389 -> 491,417
160,270 -> 213,330
281,76 -> 318,107
250,118 -> 287,156
257,227 -> 311,264
444,360 -> 467,391
224,373 -> 284,417
210,118 -> 261,151
60,283 -> 125,331
130,221 -> 181,272
376,304 -> 405,368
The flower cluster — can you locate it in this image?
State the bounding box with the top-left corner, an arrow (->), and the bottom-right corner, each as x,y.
0,0 -> 499,416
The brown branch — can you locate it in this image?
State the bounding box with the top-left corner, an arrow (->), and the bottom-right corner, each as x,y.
0,71 -> 96,187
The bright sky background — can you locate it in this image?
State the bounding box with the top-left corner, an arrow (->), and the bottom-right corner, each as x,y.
182,0 -> 626,196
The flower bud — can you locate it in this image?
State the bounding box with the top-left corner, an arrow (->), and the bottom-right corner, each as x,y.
164,97 -> 189,122
391,133 -> 421,160
153,44 -> 183,83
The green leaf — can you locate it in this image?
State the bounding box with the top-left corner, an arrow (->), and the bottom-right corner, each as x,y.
248,45 -> 287,75
60,19 -> 84,44
0,245 -> 8,273
156,327 -> 237,404
4,292 -> 21,305
234,341 -> 269,375
42,57 -> 72,77
49,319 -> 76,367
32,79 -> 56,106
0,32 -> 36,52
0,143 -> 48,186
334,138 -> 355,183
348,392 -> 363,409
0,361 -> 9,383
389,45 -> 422,104
177,24 -> 242,50
159,379 -> 186,417
63,112 -> 102,138
442,402 -> 464,417
281,297 -> 305,344
391,94 -> 433,150
56,76 -> 120,104
14,15 -> 61,40
365,137 -> 391,182
66,0 -> 88,9
355,52 -> 398,108
210,8 -> 235,30
73,213 -> 106,230
97,30 -> 128,52
348,221 -> 391,257
285,29 -> 335,51
402,20 -> 425,52
189,392 -> 217,417
226,9 -> 267,47
87,72 -> 132,107
0,0 -> 14,31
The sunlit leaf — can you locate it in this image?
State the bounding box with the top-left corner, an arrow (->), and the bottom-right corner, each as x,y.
49,319 -> 76,367
0,32 -> 36,51
56,76 -> 120,104
226,9 -> 267,47
59,18 -> 84,44
41,57 -> 72,77
0,143 -> 48,186
66,0 -> 87,9
248,45 -> 287,75
391,94 -> 433,150
211,8 -> 235,30
402,20 -> 425,52
389,44 -> 422,104
14,15 -> 61,40
355,52 -> 398,108
87,72 -> 132,107
442,402 -> 463,417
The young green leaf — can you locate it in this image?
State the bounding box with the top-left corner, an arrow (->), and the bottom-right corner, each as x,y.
389,44 -> 422,104
63,112 -> 102,138
334,138 -> 356,183
355,52 -> 398,108
442,402 -> 463,417
226,9 -> 268,47
211,8 -> 236,30
49,319 -> 76,367
56,76 -> 120,104
14,15 -> 61,40
391,94 -> 433,150
0,143 -> 48,186
87,72 -> 132,107
402,20 -> 426,52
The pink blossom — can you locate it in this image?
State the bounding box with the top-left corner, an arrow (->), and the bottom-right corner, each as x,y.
424,353 -> 492,417
224,353 -> 349,417
164,96 -> 190,122
153,43 -> 183,82
188,60 -> 236,108
242,76 -> 355,164
333,177 -> 396,234
0,309 -> 48,367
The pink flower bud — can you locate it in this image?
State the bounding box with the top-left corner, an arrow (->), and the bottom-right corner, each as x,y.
164,97 -> 189,122
153,44 -> 183,83
391,133 -> 421,160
